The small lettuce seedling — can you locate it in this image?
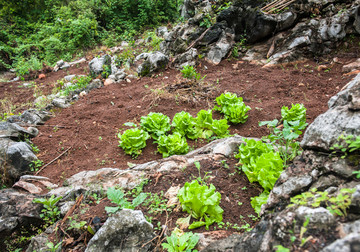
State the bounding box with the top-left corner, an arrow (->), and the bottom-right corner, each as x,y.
162,228 -> 199,252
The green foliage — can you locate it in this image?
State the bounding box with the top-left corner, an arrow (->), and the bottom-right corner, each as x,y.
330,134 -> 360,159
0,0 -> 182,73
235,138 -> 283,214
33,195 -> 62,224
260,114 -> 308,166
118,127 -> 150,158
162,228 -> 199,252
46,241 -> 62,252
140,112 -> 171,140
210,119 -> 230,138
281,103 -> 307,124
251,191 -> 269,215
172,111 -> 197,138
288,188 -> 356,217
214,92 -> 251,124
194,109 -> 214,139
60,75 -> 93,96
177,180 -> 223,230
157,132 -> 189,158
105,187 -> 147,214
274,245 -> 290,252
29,159 -> 44,172
180,65 -> 203,81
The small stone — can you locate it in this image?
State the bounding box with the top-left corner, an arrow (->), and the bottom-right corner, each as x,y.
38,74 -> 46,79
104,78 -> 114,86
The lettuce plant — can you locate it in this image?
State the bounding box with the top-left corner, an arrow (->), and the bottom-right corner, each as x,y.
177,180 -> 223,230
140,112 -> 171,140
157,132 -> 189,158
214,92 -> 251,124
194,110 -> 215,139
281,103 -> 307,123
118,128 -> 150,158
172,111 -> 197,137
235,138 -> 283,214
211,119 -> 230,138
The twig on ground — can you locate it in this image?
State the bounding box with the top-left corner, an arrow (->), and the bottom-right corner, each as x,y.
35,146 -> 72,175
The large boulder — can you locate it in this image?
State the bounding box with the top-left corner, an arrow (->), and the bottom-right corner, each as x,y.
301,74 -> 360,151
0,138 -> 37,182
85,209 -> 154,252
0,189 -> 42,242
89,55 -> 111,76
135,51 -> 169,76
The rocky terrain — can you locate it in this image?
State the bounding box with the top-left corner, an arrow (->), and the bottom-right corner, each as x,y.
0,0 -> 360,251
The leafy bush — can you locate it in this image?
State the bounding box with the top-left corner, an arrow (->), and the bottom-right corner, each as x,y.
157,132 -> 189,158
118,128 -> 150,158
33,195 -> 62,224
214,92 -> 251,124
180,65 -> 202,81
61,75 -> 93,96
288,188 -> 356,217
259,118 -> 307,165
162,228 -> 199,252
140,112 -> 171,140
177,180 -> 223,230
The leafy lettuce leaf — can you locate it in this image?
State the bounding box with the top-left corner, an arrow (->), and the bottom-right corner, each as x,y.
178,180 -> 223,230
157,132 -> 189,158
161,228 -> 199,252
214,92 -> 251,124
251,191 -> 269,215
140,112 -> 171,140
211,119 -> 230,138
118,128 -> 150,157
172,111 -> 197,138
281,103 -> 307,123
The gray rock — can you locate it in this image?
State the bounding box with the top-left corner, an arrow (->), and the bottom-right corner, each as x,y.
64,74 -> 76,82
173,48 -> 198,68
321,232 -> 360,252
301,75 -> 360,151
157,26 -> 168,37
201,233 -> 242,252
355,6 -> 360,34
136,51 -> 168,76
0,189 -> 42,241
206,32 -> 234,64
0,121 -> 37,139
60,201 -> 76,216
350,185 -> 360,209
295,206 -> 336,228
310,175 -> 344,191
52,98 -> 71,109
85,79 -> 103,92
89,55 -> 111,76
271,175 -> 312,199
26,225 -> 60,252
20,109 -> 52,125
342,220 -> 360,235
0,138 -> 37,181
85,209 -> 154,252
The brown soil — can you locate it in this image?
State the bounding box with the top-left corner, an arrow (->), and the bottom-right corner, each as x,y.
0,50 -> 358,251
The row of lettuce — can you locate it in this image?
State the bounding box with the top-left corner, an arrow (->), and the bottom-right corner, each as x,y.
118,92 -> 251,158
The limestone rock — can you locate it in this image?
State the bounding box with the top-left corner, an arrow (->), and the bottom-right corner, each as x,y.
89,55 -> 111,76
135,51 -> 168,76
85,209 -> 154,252
321,232 -> 360,252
